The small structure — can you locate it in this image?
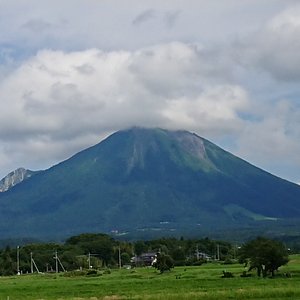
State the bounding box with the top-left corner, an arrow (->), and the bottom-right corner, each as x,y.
131,252 -> 157,267
196,251 -> 211,260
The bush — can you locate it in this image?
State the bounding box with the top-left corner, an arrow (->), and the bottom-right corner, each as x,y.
174,260 -> 186,267
86,269 -> 99,276
153,253 -> 174,273
240,271 -> 252,277
63,270 -> 87,277
221,271 -> 234,278
192,260 -> 205,266
223,258 -> 235,265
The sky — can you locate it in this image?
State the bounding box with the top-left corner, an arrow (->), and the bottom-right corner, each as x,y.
0,0 -> 299,184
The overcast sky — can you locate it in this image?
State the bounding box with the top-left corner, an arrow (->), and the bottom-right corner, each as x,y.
0,0 -> 299,184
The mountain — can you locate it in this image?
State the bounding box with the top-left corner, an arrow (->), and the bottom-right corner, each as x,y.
0,168 -> 38,192
0,127 -> 300,240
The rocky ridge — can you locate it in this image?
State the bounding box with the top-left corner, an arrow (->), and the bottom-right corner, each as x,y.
0,168 -> 36,192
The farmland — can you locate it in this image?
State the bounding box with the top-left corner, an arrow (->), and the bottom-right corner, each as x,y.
0,254 -> 300,300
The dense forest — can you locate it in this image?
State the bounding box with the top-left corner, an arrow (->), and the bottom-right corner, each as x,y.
0,233 -> 235,275
0,232 -> 297,276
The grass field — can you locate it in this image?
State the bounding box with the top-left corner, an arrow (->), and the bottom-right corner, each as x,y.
1,255 -> 300,300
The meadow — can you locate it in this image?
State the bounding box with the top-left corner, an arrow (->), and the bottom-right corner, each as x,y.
1,255 -> 300,300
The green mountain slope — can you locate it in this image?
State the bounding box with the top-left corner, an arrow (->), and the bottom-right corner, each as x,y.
0,127 -> 299,239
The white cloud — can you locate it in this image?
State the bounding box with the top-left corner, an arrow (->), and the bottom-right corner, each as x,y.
236,4 -> 300,81
236,99 -> 300,181
0,0 -> 292,54
161,85 -> 249,134
0,0 -> 300,185
0,43 -> 250,178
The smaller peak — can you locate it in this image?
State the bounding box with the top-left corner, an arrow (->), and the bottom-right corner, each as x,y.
0,168 -> 36,193
13,167 -> 27,172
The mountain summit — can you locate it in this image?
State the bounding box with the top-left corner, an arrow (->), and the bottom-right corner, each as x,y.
0,127 -> 299,239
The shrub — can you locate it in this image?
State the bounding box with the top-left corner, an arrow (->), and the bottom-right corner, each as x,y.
86,269 -> 98,276
240,271 -> 252,277
221,271 -> 234,278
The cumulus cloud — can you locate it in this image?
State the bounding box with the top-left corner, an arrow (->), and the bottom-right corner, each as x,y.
237,100 -> 300,160
231,98 -> 300,186
0,1 -> 300,185
161,85 -> 249,134
236,4 -> 300,81
0,43 -> 251,177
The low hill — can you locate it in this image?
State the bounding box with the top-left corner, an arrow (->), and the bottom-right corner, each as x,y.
0,127 -> 299,240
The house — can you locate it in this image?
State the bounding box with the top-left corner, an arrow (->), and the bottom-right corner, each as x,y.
131,252 -> 157,266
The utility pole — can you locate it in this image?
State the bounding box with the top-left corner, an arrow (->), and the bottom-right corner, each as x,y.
30,252 -> 33,273
57,254 -> 66,272
17,246 -> 20,275
118,246 -> 121,269
196,244 -> 199,260
217,244 -> 220,261
86,253 -> 99,269
233,244 -> 236,260
55,251 -> 58,273
30,252 -> 40,273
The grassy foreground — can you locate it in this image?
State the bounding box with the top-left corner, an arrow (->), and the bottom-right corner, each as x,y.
1,255 -> 300,300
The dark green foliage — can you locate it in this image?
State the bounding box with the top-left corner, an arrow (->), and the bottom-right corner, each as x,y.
134,241 -> 148,256
66,233 -> 114,266
153,252 -> 174,273
86,269 -> 99,276
120,252 -> 131,265
238,237 -> 289,277
171,247 -> 186,261
221,271 -> 234,278
103,269 -> 111,274
0,234 -> 237,276
0,246 -> 15,276
240,271 -> 252,277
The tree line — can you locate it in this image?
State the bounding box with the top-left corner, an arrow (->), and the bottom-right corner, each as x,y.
0,233 -> 289,277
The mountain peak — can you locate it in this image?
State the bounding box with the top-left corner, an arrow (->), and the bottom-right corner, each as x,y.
0,128 -> 300,239
113,127 -> 214,174
0,168 -> 36,192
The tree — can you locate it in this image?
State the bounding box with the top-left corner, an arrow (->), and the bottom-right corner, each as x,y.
134,241 -> 147,256
238,237 -> 289,277
153,252 -> 174,273
171,247 -> 186,262
65,233 -> 114,266
0,246 -> 15,276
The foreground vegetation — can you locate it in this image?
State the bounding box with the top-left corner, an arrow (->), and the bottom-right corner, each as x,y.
0,255 -> 300,300
0,234 -> 234,275
0,234 -> 297,299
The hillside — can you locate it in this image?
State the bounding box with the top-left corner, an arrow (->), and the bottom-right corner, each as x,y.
0,127 -> 299,239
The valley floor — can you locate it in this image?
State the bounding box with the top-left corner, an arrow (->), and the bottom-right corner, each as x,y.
1,255 -> 300,300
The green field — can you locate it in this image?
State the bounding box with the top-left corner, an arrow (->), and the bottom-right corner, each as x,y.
1,255 -> 300,300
